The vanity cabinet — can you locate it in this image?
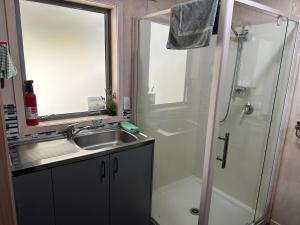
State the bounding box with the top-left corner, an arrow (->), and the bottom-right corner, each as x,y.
13,170 -> 55,225
13,144 -> 154,225
52,156 -> 110,225
110,145 -> 153,225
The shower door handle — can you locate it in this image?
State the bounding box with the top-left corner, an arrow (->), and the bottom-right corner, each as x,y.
217,133 -> 230,169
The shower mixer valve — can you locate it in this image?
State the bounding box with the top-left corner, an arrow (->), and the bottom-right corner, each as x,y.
240,102 -> 254,119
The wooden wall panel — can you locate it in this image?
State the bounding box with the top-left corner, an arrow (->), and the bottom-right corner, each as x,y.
256,0 -> 293,15
123,0 -> 148,97
0,91 -> 17,225
270,57 -> 300,225
291,0 -> 300,17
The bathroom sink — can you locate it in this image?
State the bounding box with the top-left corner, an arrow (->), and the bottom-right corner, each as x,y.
73,129 -> 138,150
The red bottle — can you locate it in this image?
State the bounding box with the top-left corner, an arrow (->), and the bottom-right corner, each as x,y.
24,80 -> 39,126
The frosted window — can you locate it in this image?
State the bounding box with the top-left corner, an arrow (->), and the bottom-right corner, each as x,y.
19,0 -> 109,116
148,22 -> 187,105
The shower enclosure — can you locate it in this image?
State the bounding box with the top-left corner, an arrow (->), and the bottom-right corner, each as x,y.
133,1 -> 299,225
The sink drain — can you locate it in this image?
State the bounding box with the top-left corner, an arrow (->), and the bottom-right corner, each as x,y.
189,208 -> 200,215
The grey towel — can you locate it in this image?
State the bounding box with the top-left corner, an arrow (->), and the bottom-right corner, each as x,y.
167,0 -> 219,49
0,45 -> 17,80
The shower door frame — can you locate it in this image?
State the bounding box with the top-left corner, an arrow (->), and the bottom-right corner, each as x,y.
131,1 -> 300,225
199,1 -> 300,225
263,13 -> 300,225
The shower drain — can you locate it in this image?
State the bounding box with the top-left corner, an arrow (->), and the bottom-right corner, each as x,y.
189,208 -> 200,216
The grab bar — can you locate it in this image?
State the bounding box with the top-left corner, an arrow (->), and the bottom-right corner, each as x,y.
217,133 -> 230,169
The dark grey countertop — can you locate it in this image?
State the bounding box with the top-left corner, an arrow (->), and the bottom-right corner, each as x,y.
10,129 -> 155,176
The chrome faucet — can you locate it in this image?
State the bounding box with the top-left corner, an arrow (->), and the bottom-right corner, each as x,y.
66,120 -> 103,140
74,126 -> 93,139
66,123 -> 79,140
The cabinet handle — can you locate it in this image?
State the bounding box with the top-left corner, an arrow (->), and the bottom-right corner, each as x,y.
101,161 -> 106,180
113,157 -> 118,175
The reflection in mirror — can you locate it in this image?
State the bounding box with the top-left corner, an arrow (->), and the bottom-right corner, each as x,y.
148,22 -> 187,105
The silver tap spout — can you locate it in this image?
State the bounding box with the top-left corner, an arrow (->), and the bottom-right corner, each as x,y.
66,120 -> 104,140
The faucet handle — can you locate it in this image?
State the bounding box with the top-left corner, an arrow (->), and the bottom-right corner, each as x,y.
66,123 -> 79,140
67,123 -> 79,130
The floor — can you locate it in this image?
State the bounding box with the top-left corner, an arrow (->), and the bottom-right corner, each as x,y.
152,176 -> 255,225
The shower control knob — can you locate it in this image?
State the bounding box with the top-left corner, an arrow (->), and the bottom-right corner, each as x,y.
240,102 -> 254,119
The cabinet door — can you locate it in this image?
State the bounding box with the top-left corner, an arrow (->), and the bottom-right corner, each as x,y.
52,156 -> 109,225
110,145 -> 154,225
13,170 -> 55,225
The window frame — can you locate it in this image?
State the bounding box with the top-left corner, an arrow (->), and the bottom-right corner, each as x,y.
15,0 -> 112,121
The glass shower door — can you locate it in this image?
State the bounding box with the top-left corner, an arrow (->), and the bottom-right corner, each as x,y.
208,2 -> 294,225
135,16 -> 219,225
